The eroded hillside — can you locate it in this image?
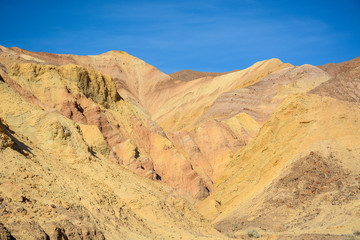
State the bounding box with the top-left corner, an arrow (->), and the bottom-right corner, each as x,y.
0,45 -> 359,239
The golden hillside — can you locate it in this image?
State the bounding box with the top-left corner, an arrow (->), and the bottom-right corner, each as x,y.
0,45 -> 359,239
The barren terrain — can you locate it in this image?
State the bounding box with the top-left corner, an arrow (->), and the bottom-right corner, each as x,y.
0,45 -> 359,239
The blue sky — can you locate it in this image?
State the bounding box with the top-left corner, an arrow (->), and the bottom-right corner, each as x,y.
1,0 -> 359,73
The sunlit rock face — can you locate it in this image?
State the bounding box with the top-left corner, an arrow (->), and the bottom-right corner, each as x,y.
0,45 -> 359,239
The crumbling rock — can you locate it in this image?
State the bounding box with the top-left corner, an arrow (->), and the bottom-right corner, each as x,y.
0,223 -> 14,240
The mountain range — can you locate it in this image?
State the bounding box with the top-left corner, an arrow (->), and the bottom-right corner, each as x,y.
0,45 -> 359,239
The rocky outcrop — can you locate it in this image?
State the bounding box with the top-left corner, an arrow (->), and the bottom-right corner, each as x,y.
0,120 -> 13,151
43,221 -> 105,240
4,222 -> 49,240
80,124 -> 110,155
0,223 -> 14,240
9,63 -> 121,109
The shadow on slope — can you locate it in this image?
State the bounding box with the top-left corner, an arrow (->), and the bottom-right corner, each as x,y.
0,120 -> 33,157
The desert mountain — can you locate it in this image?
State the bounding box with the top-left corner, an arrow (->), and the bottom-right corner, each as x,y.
0,45 -> 359,239
169,69 -> 238,82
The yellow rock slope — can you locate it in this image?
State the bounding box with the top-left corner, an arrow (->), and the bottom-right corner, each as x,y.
199,94 -> 360,238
